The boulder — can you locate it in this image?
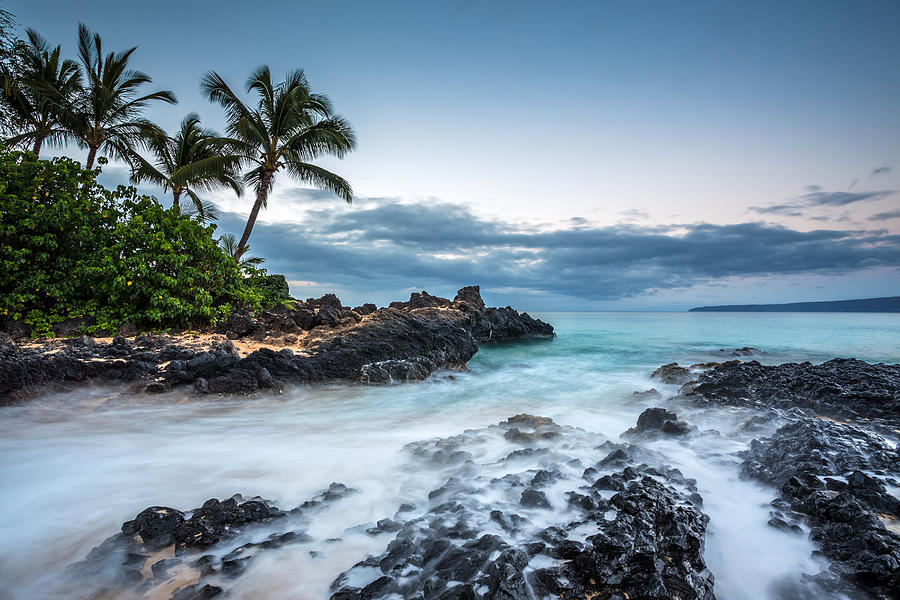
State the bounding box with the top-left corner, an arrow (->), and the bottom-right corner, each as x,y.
651,363 -> 692,384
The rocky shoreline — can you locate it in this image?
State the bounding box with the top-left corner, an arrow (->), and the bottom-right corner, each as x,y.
57,355 -> 900,600
0,286 -> 553,403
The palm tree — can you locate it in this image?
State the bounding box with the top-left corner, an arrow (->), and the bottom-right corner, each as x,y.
201,66 -> 356,260
218,233 -> 265,273
65,24 -> 175,169
1,29 -> 81,155
129,112 -> 242,219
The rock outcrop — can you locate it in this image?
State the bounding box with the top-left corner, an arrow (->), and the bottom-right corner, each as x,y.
684,358 -> 900,424
741,419 -> 900,599
674,357 -> 900,599
67,416 -> 715,600
0,286 -> 553,401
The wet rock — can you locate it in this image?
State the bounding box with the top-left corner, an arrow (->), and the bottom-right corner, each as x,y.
632,388 -> 663,400
328,417 -> 714,600
741,417 -> 900,598
625,407 -> 695,438
636,407 -> 678,431
170,584 -> 223,599
719,346 -> 765,357
150,557 -> 180,579
685,358 -> 900,423
661,419 -> 694,436
520,488 -> 551,508
1,286 -> 554,400
69,487 -> 336,598
768,516 -> 803,534
501,414 -> 562,444
122,506 -> 185,550
651,362 -> 693,384
170,497 -> 284,550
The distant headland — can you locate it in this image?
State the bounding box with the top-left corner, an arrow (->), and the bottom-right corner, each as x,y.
689,296 -> 900,312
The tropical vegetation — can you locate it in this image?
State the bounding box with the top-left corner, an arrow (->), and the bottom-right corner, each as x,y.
129,112 -> 241,220
1,29 -> 80,155
201,66 -> 356,259
0,149 -> 261,336
0,13 -> 355,336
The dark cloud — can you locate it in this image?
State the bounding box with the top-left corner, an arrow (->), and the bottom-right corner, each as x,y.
751,189 -> 895,216
215,197 -> 900,303
870,210 -> 900,221
800,189 -> 895,207
749,204 -> 804,216
871,165 -> 892,177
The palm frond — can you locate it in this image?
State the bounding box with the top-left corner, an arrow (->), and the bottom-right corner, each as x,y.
283,158 -> 353,203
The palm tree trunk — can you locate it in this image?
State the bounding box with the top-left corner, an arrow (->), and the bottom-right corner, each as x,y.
85,146 -> 98,169
32,138 -> 43,156
235,173 -> 271,260
172,189 -> 182,209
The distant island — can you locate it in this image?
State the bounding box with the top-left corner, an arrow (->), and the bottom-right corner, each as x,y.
689,296 -> 900,312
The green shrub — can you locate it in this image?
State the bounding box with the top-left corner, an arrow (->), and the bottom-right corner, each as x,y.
245,273 -> 291,309
0,148 -> 262,336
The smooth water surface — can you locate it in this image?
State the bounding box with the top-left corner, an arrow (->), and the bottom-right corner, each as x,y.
1,312 -> 898,599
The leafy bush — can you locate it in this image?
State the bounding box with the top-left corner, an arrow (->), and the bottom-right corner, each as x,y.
0,148 -> 262,336
246,273 -> 291,309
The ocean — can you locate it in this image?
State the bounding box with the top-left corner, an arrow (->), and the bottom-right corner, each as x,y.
1,312 -> 898,600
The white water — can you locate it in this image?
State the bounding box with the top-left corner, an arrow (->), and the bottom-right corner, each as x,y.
2,312 -> 898,599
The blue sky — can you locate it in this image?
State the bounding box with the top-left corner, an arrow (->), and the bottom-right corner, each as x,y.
7,0 -> 900,309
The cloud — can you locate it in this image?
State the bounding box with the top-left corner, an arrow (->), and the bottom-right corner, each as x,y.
870,210 -> 900,221
751,188 -> 896,216
800,189 -> 895,207
749,204 -> 804,216
214,195 -> 900,304
871,165 -> 892,177
619,209 -> 650,220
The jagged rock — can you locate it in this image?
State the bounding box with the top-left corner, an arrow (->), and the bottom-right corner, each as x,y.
624,407 -> 695,438
352,303 -> 377,315
636,407 -> 678,431
170,584 -> 223,599
740,417 -> 900,598
520,488 -> 551,508
217,312 -> 261,340
328,418 -> 714,600
305,293 -> 343,311
121,506 -> 185,549
651,362 -> 693,384
0,286 -> 553,400
452,285 -> 486,312
684,358 -> 900,423
632,388 -> 663,400
389,290 -> 450,310
719,346 -> 765,357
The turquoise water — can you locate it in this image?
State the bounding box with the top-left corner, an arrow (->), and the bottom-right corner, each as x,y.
0,312 -> 898,600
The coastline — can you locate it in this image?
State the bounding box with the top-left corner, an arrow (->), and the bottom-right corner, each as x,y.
0,285 -> 553,403
40,353 -> 900,600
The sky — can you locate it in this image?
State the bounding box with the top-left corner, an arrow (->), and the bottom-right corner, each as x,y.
7,0 -> 900,309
